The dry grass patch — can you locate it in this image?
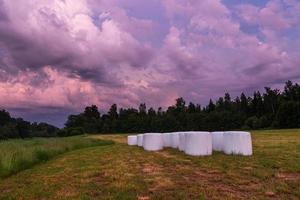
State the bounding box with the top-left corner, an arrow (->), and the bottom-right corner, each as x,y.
275,172 -> 300,181
89,134 -> 128,143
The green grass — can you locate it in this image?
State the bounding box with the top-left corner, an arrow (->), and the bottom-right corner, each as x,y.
0,136 -> 114,178
0,129 -> 299,200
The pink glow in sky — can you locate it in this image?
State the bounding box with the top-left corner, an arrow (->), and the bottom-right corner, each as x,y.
0,0 -> 300,126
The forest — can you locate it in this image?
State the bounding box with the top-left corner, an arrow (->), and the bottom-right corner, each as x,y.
62,80 -> 300,135
0,111 -> 59,139
1,80 -> 300,139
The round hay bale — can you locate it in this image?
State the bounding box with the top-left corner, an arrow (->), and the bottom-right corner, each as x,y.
211,132 -> 224,151
170,132 -> 180,148
142,133 -> 163,151
184,132 -> 212,156
127,135 -> 137,146
162,133 -> 172,147
223,131 -> 252,156
178,132 -> 186,151
137,134 -> 144,147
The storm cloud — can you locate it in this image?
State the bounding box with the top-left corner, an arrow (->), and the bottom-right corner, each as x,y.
0,0 -> 300,126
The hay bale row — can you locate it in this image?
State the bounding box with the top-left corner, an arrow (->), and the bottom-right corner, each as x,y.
127,131 -> 252,156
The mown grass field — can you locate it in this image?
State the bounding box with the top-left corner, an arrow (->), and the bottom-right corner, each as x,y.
0,129 -> 300,200
0,136 -> 114,178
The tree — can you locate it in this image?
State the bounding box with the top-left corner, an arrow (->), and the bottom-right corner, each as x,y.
275,101 -> 300,128
240,93 -> 248,115
264,87 -> 280,115
106,104 -> 118,132
224,93 -> 232,110
157,107 -> 163,115
84,105 -> 100,119
283,80 -> 299,101
251,91 -> 264,117
245,116 -> 261,129
148,107 -> 156,117
216,97 -> 224,110
0,123 -> 19,139
31,122 -> 59,137
108,104 -> 118,119
16,118 -> 31,139
139,103 -> 147,115
0,109 -> 11,126
65,114 -> 85,128
207,99 -> 215,112
175,97 -> 186,113
187,102 -> 196,113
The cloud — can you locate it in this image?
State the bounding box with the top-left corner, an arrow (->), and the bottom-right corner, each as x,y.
0,0 -> 153,82
0,0 -> 300,126
237,0 -> 300,31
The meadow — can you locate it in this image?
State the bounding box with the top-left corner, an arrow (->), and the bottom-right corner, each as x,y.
0,136 -> 114,178
0,129 -> 299,199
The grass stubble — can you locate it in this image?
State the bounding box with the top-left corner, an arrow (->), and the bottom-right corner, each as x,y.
0,129 -> 299,199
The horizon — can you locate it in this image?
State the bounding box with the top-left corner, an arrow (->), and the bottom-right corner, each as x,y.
2,80 -> 296,128
1,0 -> 300,127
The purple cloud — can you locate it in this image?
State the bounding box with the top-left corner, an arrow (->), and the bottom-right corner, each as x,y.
0,0 -> 300,126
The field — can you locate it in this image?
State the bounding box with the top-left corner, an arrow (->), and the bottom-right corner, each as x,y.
0,136 -> 114,178
0,130 -> 300,200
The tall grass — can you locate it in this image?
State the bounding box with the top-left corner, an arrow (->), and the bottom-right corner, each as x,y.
0,136 -> 114,178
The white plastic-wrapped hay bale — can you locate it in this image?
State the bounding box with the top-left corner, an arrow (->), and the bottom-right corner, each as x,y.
127,135 -> 137,146
137,134 -> 144,147
184,132 -> 212,156
211,132 -> 224,151
223,131 -> 252,156
142,133 -> 163,151
162,133 -> 172,147
170,132 -> 180,148
178,132 -> 186,151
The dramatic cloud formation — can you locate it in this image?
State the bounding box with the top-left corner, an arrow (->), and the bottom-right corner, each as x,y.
0,0 -> 300,126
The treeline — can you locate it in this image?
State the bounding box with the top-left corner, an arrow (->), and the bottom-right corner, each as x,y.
1,80 -> 299,139
64,81 -> 300,134
0,110 -> 59,139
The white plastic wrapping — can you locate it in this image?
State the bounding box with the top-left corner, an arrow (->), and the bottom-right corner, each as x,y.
178,132 -> 186,151
211,132 -> 224,151
127,135 -> 137,146
184,132 -> 212,156
142,133 -> 164,151
170,132 -> 180,148
223,131 -> 252,156
162,133 -> 172,147
137,134 -> 144,147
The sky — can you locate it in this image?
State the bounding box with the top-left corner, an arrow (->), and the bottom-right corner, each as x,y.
0,0 -> 300,127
